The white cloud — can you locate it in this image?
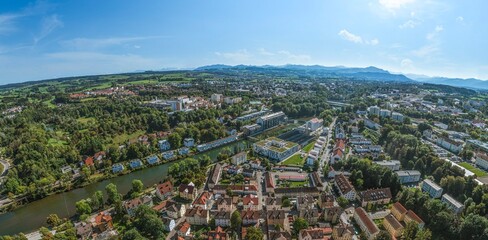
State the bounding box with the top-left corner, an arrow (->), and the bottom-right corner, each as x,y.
0,13 -> 24,34
426,25 -> 443,40
401,58 -> 413,68
215,49 -> 252,62
399,20 -> 419,29
412,44 -> 439,57
456,16 -> 464,22
378,0 -> 415,10
214,49 -> 311,65
34,14 -> 63,43
61,36 -> 166,49
338,29 -> 363,43
338,30 -> 379,45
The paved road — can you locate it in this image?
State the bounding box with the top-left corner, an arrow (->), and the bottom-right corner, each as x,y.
0,159 -> 9,177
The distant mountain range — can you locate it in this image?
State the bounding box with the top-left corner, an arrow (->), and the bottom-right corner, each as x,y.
196,64 -> 488,90
406,75 -> 488,90
195,64 -> 414,83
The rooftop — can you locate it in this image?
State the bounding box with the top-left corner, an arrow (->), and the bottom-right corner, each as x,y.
355,207 -> 379,235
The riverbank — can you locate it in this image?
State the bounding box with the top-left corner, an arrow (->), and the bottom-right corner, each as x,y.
0,140 -> 250,235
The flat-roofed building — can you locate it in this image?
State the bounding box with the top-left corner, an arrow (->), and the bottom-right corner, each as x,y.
441,194 -> 464,214
421,179 -> 443,198
256,111 -> 287,130
253,137 -> 300,162
353,207 -> 379,240
373,160 -> 401,171
475,152 -> 488,170
395,170 -> 421,184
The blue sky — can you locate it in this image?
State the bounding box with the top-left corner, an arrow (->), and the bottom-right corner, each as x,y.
0,0 -> 487,84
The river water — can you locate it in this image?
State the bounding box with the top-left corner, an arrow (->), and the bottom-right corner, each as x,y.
0,140 -> 249,236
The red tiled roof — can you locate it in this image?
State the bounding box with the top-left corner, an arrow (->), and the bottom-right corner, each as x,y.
392,202 -> 407,215
243,195 -> 258,205
193,192 -> 212,205
406,210 -> 424,224
157,181 -> 173,195
265,172 -> 275,188
355,207 -> 379,235
84,157 -> 94,166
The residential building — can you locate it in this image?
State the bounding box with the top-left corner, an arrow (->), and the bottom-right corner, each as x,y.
111,163 -> 124,173
214,209 -> 231,227
306,118 -> 323,131
359,188 -> 392,207
129,159 -> 143,169
353,207 -> 379,240
124,196 -> 153,216
475,152 -> 488,170
92,211 -> 113,232
178,147 -> 189,155
193,191 -> 213,210
256,111 -> 287,130
236,110 -> 269,122
332,223 -> 354,240
158,140 -> 171,151
162,217 -> 176,232
299,209 -> 320,225
265,197 -> 283,210
175,221 -> 191,237
265,171 -> 276,193
380,109 -> 391,118
76,222 -> 93,240
196,135 -> 238,152
299,227 -> 333,240
207,226 -> 228,240
395,170 -> 421,184
266,210 -> 289,229
296,195 -> 316,210
156,181 -> 173,200
383,214 -> 403,238
253,137 -> 300,162
178,182 -> 197,201
309,171 -> 324,191
421,179 -> 443,198
231,152 -> 247,165
213,184 -> 258,195
435,137 -> 463,153
391,202 -> 407,221
242,123 -> 262,136
334,174 -> 356,201
207,163 -> 222,189
153,200 -> 186,219
184,138 -> 194,147
373,160 -> 401,171
242,194 -> 260,210
241,210 -> 261,225
215,197 -> 236,212
392,112 -> 404,122
441,194 -> 464,214
146,155 -> 160,165
185,206 -> 210,225
368,106 -> 380,116
404,210 -> 425,228
211,93 -> 223,102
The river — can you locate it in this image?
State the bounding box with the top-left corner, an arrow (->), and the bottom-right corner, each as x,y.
0,140 -> 249,236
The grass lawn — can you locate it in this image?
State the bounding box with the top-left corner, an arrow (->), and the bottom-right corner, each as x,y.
0,163 -> 4,174
289,180 -> 308,187
42,97 -> 56,108
282,153 -> 304,166
48,138 -> 68,146
111,130 -> 146,146
80,96 -> 108,102
459,162 -> 487,177
302,141 -> 315,153
77,117 -> 96,124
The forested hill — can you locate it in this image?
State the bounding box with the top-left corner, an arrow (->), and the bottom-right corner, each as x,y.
195,64 -> 415,82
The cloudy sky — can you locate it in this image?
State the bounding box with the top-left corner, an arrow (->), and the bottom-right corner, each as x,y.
0,0 -> 487,84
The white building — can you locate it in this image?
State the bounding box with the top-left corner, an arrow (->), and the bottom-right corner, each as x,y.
231,152 -> 247,165
306,118 -> 323,131
368,106 -> 380,116
380,109 -> 392,118
211,94 -> 223,103
392,112 -> 404,122
395,170 -> 421,184
441,194 -> 464,214
475,152 -> 488,170
421,179 -> 443,198
374,160 -> 401,171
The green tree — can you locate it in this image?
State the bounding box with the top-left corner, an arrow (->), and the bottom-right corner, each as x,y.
292,217 -> 309,236
374,231 -> 391,240
75,199 -> 92,216
46,214 -> 62,228
245,226 -> 264,240
230,210 -> 242,232
132,179 -> 144,194
337,196 -> 349,208
133,205 -> 165,238
105,183 -> 121,205
122,228 -> 147,240
459,213 -> 488,240
90,191 -> 104,210
168,133 -> 182,149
